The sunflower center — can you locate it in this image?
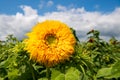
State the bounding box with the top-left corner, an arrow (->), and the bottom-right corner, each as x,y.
46,34 -> 56,45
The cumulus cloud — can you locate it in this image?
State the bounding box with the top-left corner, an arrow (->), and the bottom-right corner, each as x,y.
0,5 -> 120,41
38,7 -> 120,41
39,0 -> 54,9
20,5 -> 38,16
0,5 -> 38,40
57,5 -> 67,11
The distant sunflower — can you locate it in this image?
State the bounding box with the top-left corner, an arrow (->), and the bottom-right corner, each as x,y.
24,20 -> 76,67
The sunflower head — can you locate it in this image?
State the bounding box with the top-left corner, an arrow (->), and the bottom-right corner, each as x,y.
24,20 -> 76,67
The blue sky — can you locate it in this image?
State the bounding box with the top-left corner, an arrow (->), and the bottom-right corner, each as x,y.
0,0 -> 120,15
0,0 -> 120,41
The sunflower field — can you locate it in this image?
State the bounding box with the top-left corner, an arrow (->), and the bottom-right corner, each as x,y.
0,21 -> 120,80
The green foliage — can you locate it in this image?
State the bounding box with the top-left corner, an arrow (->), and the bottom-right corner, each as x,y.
97,60 -> 120,79
0,35 -> 34,80
51,67 -> 81,80
0,30 -> 120,80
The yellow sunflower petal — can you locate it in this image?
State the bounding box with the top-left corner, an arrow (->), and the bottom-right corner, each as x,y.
24,20 -> 76,67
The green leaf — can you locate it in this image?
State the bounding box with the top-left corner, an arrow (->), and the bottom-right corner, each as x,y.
51,67 -> 81,80
51,69 -> 65,80
107,61 -> 120,78
38,78 -> 48,80
96,68 -> 112,78
7,69 -> 19,80
65,67 -> 81,80
17,65 -> 33,80
0,77 -> 4,80
97,61 -> 120,79
55,74 -> 65,80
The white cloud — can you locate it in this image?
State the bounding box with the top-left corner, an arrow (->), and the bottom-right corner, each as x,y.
47,1 -> 54,7
39,0 -> 53,9
38,7 -> 120,41
0,5 -> 38,40
0,5 -> 120,41
57,5 -> 67,11
20,5 -> 38,16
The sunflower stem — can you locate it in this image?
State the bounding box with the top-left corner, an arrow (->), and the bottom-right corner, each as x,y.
46,67 -> 51,80
61,65 -> 65,74
28,61 -> 36,80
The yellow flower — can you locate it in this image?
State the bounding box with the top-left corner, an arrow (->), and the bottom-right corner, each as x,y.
24,20 -> 76,67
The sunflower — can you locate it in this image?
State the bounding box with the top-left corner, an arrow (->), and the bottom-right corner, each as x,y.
24,20 -> 76,67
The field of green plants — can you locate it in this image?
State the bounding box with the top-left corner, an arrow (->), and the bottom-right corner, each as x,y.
0,30 -> 120,80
